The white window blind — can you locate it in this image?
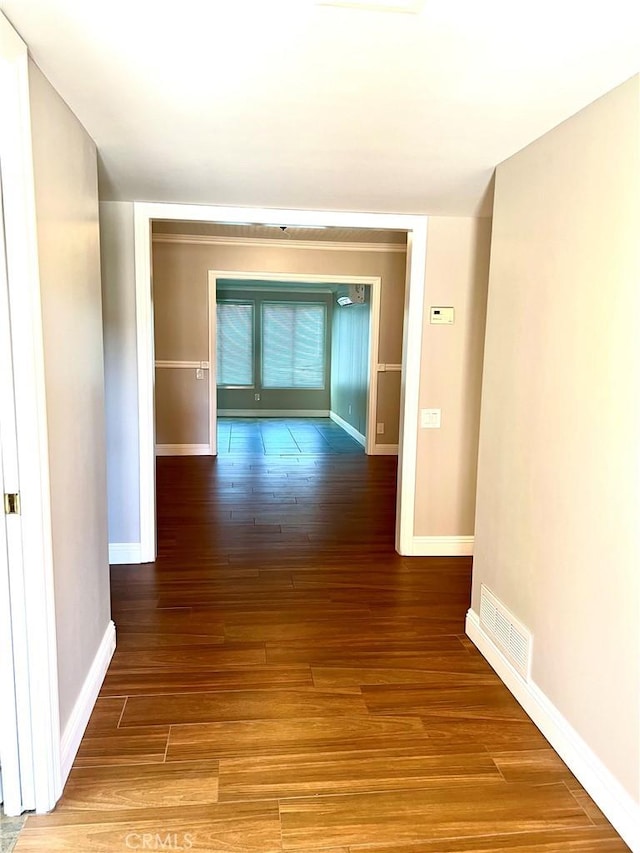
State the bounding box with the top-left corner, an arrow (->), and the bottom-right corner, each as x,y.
216,302 -> 253,386
262,303 -> 326,389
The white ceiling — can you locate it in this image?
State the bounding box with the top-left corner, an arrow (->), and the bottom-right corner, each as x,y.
3,0 -> 639,216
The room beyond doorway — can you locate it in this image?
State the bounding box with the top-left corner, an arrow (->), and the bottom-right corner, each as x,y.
217,417 -> 364,457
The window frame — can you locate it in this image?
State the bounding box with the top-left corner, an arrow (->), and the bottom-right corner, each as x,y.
260,300 -> 328,391
215,299 -> 256,389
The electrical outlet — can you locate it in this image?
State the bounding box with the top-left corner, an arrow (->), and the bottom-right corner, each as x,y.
195,368 -> 205,380
254,393 -> 261,401
377,422 -> 385,434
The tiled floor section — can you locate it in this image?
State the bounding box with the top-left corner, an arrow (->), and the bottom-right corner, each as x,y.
0,811 -> 25,853
217,417 -> 364,456
13,433 -> 629,852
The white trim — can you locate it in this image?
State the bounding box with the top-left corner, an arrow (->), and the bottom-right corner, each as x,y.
377,363 -> 402,372
134,203 -> 428,562
371,443 -> 399,456
409,535 -> 474,556
329,411 -> 366,447
153,233 -> 406,254
218,409 -> 330,418
155,360 -> 208,370
143,204 -> 425,230
207,273 -> 218,456
134,208 -> 156,563
466,610 -> 640,853
396,225 -> 428,554
60,621 -> 115,784
0,13 -> 62,813
209,271 -> 379,285
108,543 -> 142,565
365,277 -> 381,455
156,444 -> 212,456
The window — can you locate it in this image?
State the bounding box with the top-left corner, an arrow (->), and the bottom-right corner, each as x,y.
262,302 -> 326,389
216,301 -> 254,387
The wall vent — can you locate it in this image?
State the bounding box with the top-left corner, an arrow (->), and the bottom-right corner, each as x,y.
317,1 -> 426,13
479,585 -> 532,679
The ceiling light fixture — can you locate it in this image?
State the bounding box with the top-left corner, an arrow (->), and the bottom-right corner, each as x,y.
260,224 -> 328,230
316,0 -> 425,13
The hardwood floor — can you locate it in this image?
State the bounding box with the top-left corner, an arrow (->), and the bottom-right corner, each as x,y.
15,423 -> 628,851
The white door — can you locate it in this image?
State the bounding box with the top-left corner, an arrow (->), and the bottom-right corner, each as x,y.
0,422 -> 23,816
0,166 -> 33,816
0,16 -> 63,811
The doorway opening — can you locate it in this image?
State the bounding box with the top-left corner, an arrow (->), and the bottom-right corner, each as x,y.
136,206 -> 429,559
151,233 -> 408,547
207,272 -> 392,457
154,270 -> 391,458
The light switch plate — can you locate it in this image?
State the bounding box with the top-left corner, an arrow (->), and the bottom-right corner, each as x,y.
421,408 -> 441,429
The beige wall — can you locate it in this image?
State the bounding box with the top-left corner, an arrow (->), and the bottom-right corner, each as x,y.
156,368 -> 210,445
378,371 -> 401,445
152,239 -> 406,446
473,76 -> 640,801
100,201 -> 140,544
29,61 -> 111,731
414,217 -> 491,536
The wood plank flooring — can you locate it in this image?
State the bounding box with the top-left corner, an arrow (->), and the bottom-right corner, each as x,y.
15,422 -> 628,851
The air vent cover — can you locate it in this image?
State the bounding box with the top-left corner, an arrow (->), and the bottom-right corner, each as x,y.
317,1 -> 425,13
480,586 -> 532,679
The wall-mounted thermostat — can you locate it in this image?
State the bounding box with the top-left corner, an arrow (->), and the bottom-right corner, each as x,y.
430,306 -> 455,325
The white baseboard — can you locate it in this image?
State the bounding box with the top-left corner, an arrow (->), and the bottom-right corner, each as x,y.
408,535 -> 474,556
218,410 -> 330,418
60,620 -> 116,784
156,444 -> 212,456
329,411 -> 366,447
371,443 -> 399,455
108,543 -> 142,564
466,609 -> 640,853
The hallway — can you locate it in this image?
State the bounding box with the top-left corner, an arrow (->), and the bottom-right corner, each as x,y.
14,447 -> 626,851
